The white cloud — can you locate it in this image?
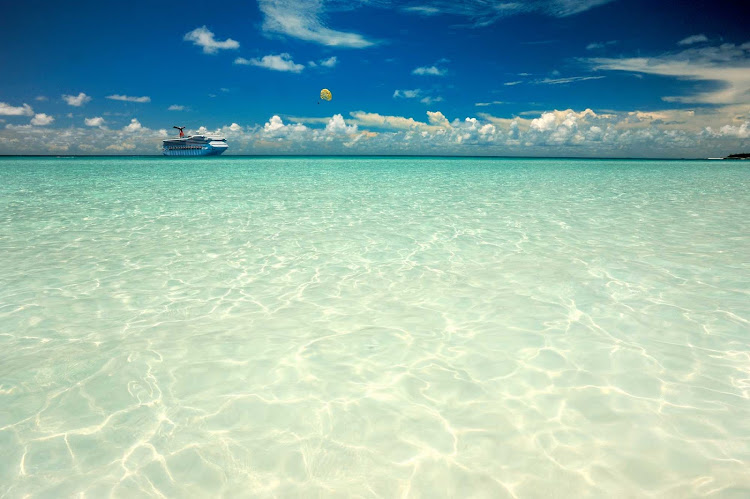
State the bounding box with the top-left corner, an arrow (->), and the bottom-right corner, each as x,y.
124,118 -> 142,132
475,101 -> 504,106
393,89 -> 422,99
35,96 -> 48,101
258,0 -> 374,48
263,115 -> 308,134
402,6 -> 441,15
530,112 -> 559,132
349,111 -> 430,131
256,0 -> 612,50
107,95 -> 151,103
106,142 -> 136,151
586,40 -> 616,50
678,34 -> 708,46
420,96 -> 444,105
183,26 -> 239,54
506,74 -> 606,86
264,115 -> 285,132
31,113 -> 54,126
62,92 -> 91,107
537,75 -> 605,84
235,53 -> 304,73
168,105 -> 185,111
426,111 -> 450,127
413,65 -> 446,76
308,56 -> 338,69
1,119 -> 166,154
589,42 -> 750,104
400,0 -> 614,26
704,121 -> 750,139
479,123 -> 496,135
0,102 -> 34,116
319,56 -> 338,68
2,105 -> 748,158
326,114 -> 357,134
84,117 -> 105,126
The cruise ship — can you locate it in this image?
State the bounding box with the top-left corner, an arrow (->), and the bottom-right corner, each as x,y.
162,126 -> 228,156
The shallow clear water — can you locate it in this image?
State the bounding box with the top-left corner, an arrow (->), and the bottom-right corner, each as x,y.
1,156 -> 749,497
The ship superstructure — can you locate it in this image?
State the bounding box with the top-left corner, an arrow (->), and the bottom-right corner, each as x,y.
162,126 -> 228,156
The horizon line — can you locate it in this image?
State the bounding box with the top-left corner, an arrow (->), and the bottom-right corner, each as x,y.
0,154 -> 727,161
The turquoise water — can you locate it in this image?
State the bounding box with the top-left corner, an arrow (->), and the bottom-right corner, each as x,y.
1,156 -> 749,497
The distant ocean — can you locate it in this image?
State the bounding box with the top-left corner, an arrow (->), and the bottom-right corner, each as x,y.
1,156 -> 748,497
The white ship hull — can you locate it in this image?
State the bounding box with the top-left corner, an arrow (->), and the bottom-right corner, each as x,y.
163,145 -> 227,156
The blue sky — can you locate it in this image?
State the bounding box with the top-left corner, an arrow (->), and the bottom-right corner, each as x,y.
0,0 -> 748,156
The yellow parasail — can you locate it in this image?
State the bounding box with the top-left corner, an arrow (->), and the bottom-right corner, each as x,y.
320,88 -> 332,101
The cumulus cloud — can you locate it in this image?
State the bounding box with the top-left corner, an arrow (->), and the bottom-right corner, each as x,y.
349,111 -> 430,131
107,94 -> 151,103
588,42 -> 750,104
31,113 -> 54,126
526,109 -> 601,146
264,115 -> 286,132
1,116 -> 168,154
183,26 -> 239,54
168,105 -> 186,111
62,92 -> 92,107
479,123 -> 496,135
0,102 -> 34,116
326,114 -> 357,134
678,34 -> 708,46
263,115 -> 308,134
426,111 -> 450,127
235,53 -> 304,73
258,0 -> 374,48
35,96 -> 48,101
84,117 -> 105,126
124,118 -> 143,132
106,142 -> 136,151
2,106 -> 748,158
704,121 -> 750,139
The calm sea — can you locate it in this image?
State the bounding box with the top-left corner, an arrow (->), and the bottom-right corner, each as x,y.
1,156 -> 749,497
